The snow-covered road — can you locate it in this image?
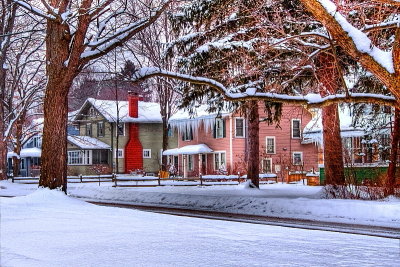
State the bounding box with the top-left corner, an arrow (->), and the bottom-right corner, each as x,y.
1,189 -> 399,267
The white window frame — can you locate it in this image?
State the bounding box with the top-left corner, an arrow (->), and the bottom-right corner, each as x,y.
143,149 -> 151,159
115,149 -> 124,159
86,123 -> 92,136
214,151 -> 226,171
97,121 -> 105,137
68,150 -> 92,165
266,136 -> 276,154
188,154 -> 194,171
215,118 -> 224,139
116,122 -> 125,136
234,117 -> 245,138
292,152 -> 303,165
291,119 -> 301,139
262,158 -> 273,173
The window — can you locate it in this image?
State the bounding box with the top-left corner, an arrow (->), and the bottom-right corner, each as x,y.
262,158 -> 272,173
182,127 -> 193,141
235,118 -> 245,138
266,137 -> 276,154
89,107 -> 98,117
167,126 -> 174,137
92,150 -> 109,164
143,149 -> 151,158
383,106 -> 392,114
20,159 -> 25,169
86,123 -> 92,136
68,150 -> 91,165
292,152 -> 303,165
97,122 -> 104,137
291,119 -> 301,138
215,118 -> 225,138
27,136 -> 42,148
187,155 -> 194,171
214,152 -> 226,170
116,123 -> 125,136
115,149 -> 124,158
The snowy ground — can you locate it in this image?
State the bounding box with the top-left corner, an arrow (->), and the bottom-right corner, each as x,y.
1,180 -> 400,228
1,189 -> 400,267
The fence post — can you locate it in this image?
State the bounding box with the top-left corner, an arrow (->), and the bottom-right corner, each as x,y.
80,174 -> 82,183
158,172 -> 161,186
98,175 -> 101,186
200,174 -> 203,186
113,173 -> 117,187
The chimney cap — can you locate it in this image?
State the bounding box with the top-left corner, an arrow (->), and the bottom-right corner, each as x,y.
128,91 -> 139,96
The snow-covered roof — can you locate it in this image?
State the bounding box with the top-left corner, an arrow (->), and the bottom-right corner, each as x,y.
67,136 -> 111,150
76,98 -> 162,123
68,110 -> 79,121
7,147 -> 42,158
163,144 -> 213,155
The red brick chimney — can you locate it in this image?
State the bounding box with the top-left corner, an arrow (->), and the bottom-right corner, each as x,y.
128,91 -> 139,118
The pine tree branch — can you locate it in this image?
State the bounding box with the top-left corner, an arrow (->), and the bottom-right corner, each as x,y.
132,67 -> 399,109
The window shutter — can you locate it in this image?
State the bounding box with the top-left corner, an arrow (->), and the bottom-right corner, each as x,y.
222,119 -> 226,138
213,121 -> 217,138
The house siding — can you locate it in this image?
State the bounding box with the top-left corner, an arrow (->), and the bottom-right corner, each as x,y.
174,104 -> 319,178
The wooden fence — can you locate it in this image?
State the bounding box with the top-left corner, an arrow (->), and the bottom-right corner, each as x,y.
8,174 -> 278,187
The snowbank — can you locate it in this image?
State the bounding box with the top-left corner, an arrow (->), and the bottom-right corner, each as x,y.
1,181 -> 399,228
2,188 -> 399,267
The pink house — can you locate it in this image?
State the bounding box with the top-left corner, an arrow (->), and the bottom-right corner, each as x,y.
164,103 -> 319,181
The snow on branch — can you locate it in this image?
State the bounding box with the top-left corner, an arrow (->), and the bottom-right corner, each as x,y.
317,0 -> 394,74
80,0 -> 172,62
132,67 -> 398,108
13,0 -> 56,20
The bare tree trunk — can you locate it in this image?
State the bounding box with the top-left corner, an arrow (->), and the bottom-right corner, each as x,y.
0,0 -> 18,180
247,101 -> 260,188
322,104 -> 345,185
39,81 -> 69,192
316,52 -> 345,185
39,19 -> 71,193
386,108 -> 400,195
12,115 -> 24,177
0,64 -> 7,179
161,118 -> 169,171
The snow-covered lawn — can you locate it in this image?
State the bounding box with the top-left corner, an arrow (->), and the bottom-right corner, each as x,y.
1,180 -> 400,228
1,189 -> 399,267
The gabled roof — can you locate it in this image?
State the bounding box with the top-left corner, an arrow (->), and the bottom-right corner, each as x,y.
67,136 -> 111,150
74,98 -> 162,123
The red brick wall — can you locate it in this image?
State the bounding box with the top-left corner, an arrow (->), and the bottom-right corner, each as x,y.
128,94 -> 139,118
125,123 -> 143,173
